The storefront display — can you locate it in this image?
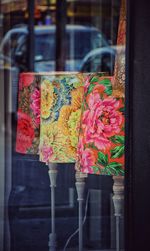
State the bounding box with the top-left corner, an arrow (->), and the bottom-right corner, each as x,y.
0,0 -> 129,250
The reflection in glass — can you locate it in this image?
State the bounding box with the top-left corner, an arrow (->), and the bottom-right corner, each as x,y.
0,0 -> 125,250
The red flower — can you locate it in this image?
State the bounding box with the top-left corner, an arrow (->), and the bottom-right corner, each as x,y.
19,73 -> 35,90
16,111 -> 35,153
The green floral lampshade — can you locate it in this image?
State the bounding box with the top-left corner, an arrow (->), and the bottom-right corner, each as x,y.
39,72 -> 85,163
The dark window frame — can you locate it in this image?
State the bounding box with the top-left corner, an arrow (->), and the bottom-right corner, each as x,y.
125,1 -> 150,251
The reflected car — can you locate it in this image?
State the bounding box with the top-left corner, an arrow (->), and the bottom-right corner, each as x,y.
80,46 -> 116,74
80,45 -> 125,75
0,25 -> 109,112
0,24 -> 109,72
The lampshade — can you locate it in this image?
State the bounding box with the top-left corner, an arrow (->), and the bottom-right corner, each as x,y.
39,72 -> 85,163
15,71 -> 109,163
113,0 -> 126,92
16,73 -> 41,154
76,74 -> 125,176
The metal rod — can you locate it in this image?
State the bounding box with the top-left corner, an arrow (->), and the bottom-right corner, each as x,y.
78,199 -> 83,251
112,176 -> 124,251
75,171 -> 87,251
116,216 -> 120,251
48,163 -> 58,251
51,185 -> 55,235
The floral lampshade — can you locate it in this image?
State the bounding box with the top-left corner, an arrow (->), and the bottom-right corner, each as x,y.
76,0 -> 126,176
39,72 -> 85,163
76,74 -> 125,176
113,0 -> 126,92
16,73 -> 41,154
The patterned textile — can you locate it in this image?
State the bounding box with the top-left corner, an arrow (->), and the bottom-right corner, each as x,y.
113,0 -> 126,95
76,75 -> 125,176
16,73 -> 41,154
39,72 -> 85,163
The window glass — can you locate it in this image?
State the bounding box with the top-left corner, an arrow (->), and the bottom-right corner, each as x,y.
0,1 -> 125,250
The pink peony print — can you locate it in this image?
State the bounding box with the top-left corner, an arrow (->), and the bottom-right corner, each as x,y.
82,93 -> 123,151
80,148 -> 96,174
30,88 -> 41,125
84,76 -> 90,92
77,136 -> 84,160
40,145 -> 53,163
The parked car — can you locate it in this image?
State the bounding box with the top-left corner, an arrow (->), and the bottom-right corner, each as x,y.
80,45 -> 125,75
0,24 -> 109,72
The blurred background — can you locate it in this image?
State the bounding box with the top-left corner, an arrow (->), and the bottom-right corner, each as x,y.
0,0 -> 124,250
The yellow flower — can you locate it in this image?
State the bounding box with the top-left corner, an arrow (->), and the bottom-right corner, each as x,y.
40,121 -> 56,143
40,81 -> 84,162
41,80 -> 55,119
71,86 -> 84,111
57,105 -> 72,136
68,109 -> 81,148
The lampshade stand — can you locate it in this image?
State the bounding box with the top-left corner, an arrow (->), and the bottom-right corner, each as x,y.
48,163 -> 58,251
112,176 -> 124,251
75,171 -> 87,251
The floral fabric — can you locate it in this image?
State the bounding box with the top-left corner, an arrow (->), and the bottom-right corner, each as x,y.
76,75 -> 125,176
16,73 -> 41,154
113,0 -> 126,93
39,73 -> 84,163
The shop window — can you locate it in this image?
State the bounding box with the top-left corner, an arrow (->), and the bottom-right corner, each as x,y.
0,0 -> 125,250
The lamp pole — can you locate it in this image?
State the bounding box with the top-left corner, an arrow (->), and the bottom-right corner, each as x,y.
75,171 -> 87,251
112,176 -> 124,251
48,163 -> 58,251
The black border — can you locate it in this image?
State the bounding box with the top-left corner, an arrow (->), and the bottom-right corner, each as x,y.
125,0 -> 134,250
125,1 -> 150,250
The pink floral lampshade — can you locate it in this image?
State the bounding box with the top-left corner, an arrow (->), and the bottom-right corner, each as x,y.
76,74 -> 125,176
76,0 -> 126,176
113,0 -> 126,92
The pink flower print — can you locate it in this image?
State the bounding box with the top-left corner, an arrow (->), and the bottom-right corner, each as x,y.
84,76 -> 91,92
80,148 -> 96,174
87,92 -> 102,110
92,135 -> 111,151
30,88 -> 41,125
40,145 -> 53,163
82,94 -> 123,151
100,97 -> 123,137
77,136 -> 84,160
